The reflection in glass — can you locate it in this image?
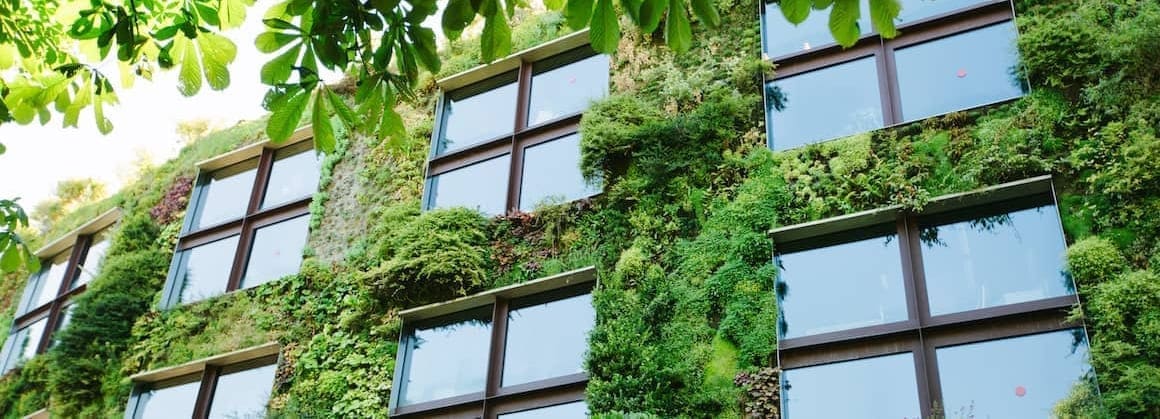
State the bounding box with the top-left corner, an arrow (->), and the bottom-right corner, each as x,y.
937,330 -> 1092,418
921,204 -> 1070,316
503,292 -> 594,386
52,304 -> 77,347
776,230 -> 908,338
399,309 -> 493,405
895,0 -> 987,25
133,380 -> 200,419
178,236 -> 240,304
192,162 -> 259,229
766,58 -> 883,150
527,54 -> 609,125
33,252 -> 71,308
263,150 -> 322,209
499,401 -> 588,419
74,232 -> 111,288
18,318 -> 48,362
763,0 -> 870,58
895,22 -> 1025,122
437,77 -> 519,156
208,363 -> 278,419
782,353 -> 921,418
241,215 -> 310,290
427,155 -> 511,216
519,134 -> 600,211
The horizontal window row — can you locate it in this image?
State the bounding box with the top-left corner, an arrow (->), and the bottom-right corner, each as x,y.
391,269 -> 595,418
425,47 -> 608,216
763,0 -> 1026,150
162,138 -> 320,308
128,353 -> 278,418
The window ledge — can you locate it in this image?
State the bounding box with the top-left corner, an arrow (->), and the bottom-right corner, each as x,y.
35,207 -> 121,258
128,342 -> 280,383
399,266 -> 596,322
770,175 -> 1055,243
196,126 -> 314,172
436,30 -> 591,91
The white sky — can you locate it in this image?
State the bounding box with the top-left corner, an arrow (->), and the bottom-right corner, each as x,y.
0,1 -> 299,208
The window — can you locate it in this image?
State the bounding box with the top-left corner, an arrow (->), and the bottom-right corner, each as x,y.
162,132 -> 319,308
126,344 -> 279,419
425,40 -> 608,216
390,267 -> 596,418
761,0 -> 1027,150
772,176 -> 1093,418
0,209 -> 119,375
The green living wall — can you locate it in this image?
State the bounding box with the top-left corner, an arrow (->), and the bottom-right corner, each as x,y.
0,0 -> 1158,417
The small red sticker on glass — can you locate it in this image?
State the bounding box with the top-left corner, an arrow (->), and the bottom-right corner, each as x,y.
1015,386 -> 1027,397
956,69 -> 968,78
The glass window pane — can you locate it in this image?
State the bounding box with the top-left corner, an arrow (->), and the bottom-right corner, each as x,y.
192,161 -> 259,229
895,22 -> 1026,122
894,0 -> 988,25
766,57 -> 884,150
399,308 -> 492,405
937,330 -> 1092,418
763,1 -> 870,58
437,75 -> 519,156
52,304 -> 77,347
241,215 -> 310,289
427,155 -> 511,216
17,271 -> 44,316
519,134 -> 599,211
18,318 -> 48,362
776,228 -> 908,339
262,149 -> 322,209
782,353 -> 921,418
499,401 -> 588,419
502,292 -> 594,386
527,54 -> 610,126
74,231 -> 112,289
133,380 -> 200,419
920,203 -> 1071,316
32,252 -> 71,308
208,363 -> 278,419
178,235 -> 240,304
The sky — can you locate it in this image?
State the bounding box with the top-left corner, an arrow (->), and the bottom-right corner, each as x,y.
0,1 -> 298,209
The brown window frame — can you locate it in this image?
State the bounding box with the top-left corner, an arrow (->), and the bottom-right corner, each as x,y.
0,209 -> 120,374
161,137 -> 317,309
126,343 -> 280,418
771,177 -> 1085,418
760,0 -> 1023,149
389,268 -> 597,418
423,46 -> 607,215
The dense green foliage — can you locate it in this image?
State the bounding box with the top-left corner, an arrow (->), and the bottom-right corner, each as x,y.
0,0 -> 1158,417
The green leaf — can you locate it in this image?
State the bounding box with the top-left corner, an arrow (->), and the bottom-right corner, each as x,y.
326,87 -> 358,131
22,247 -> 39,272
410,26 -> 441,72
544,0 -> 565,11
256,31 -> 298,53
267,87 -> 310,143
564,0 -> 595,30
589,0 -> 620,53
372,0 -> 403,13
664,0 -> 692,53
779,0 -> 811,25
93,96 -> 113,134
0,245 -> 19,272
261,43 -> 302,85
379,100 -> 407,146
811,0 -> 833,10
175,35 -> 203,96
219,0 -> 255,29
442,0 -> 476,36
312,89 -> 336,153
263,18 -> 300,31
0,143 -> 5,155
829,0 -> 861,47
691,0 -> 720,27
480,13 -> 512,62
198,32 -> 237,90
620,0 -> 642,22
0,44 -> 16,69
869,0 -> 900,38
637,0 -> 666,33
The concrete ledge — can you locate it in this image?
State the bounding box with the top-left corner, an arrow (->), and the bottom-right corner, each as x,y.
399,266 -> 597,322
128,342 -> 280,383
35,207 -> 121,258
196,126 -> 314,171
436,30 -> 591,91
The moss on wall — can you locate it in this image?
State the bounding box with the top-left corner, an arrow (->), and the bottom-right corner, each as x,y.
0,0 -> 1157,417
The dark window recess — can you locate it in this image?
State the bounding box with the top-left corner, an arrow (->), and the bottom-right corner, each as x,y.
425,48 -> 608,216
774,192 -> 1090,418
0,223 -> 115,374
128,356 -> 278,419
761,0 -> 1026,150
163,143 -> 319,308
391,284 -> 594,418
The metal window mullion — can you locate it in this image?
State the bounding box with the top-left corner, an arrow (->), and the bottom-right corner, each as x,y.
192,366 -> 221,419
